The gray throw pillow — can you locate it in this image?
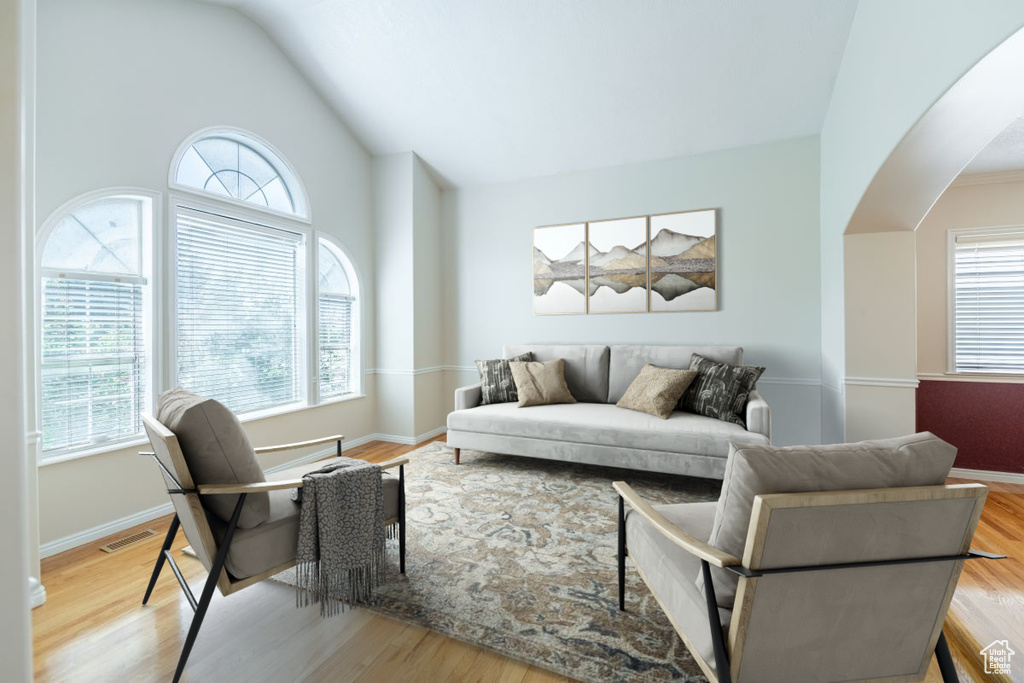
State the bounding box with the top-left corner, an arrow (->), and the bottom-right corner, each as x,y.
680,354 -> 765,427
156,387 -> 270,529
475,352 -> 532,405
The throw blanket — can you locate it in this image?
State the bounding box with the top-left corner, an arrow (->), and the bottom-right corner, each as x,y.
294,457 -> 386,617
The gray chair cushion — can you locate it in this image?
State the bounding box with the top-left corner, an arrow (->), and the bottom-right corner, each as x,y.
608,345 -> 743,404
156,387 -> 269,529
446,402 -> 768,457
700,432 -> 958,610
625,501 -> 730,672
504,345 -> 610,403
209,461 -> 400,580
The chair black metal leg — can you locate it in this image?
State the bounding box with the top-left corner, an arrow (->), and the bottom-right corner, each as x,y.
618,495 -> 626,611
336,439 -> 342,458
935,630 -> 959,683
172,493 -> 247,683
398,464 -> 406,574
142,515 -> 180,605
701,560 -> 732,683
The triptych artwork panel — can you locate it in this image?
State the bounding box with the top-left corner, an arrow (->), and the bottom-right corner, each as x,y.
532,209 -> 717,315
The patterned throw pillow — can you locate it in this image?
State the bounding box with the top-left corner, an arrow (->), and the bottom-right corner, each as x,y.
475,352 -> 532,405
680,354 -> 765,427
616,364 -> 698,419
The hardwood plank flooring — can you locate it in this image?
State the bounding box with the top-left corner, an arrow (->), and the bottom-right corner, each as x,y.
33,438 -> 1022,682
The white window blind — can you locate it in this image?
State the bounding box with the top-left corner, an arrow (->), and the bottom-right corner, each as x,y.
318,294 -> 354,398
175,208 -> 304,414
41,274 -> 146,453
954,231 -> 1024,373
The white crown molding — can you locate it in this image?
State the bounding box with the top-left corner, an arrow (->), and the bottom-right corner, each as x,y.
951,170 -> 1024,187
844,376 -> 920,388
949,467 -> 1024,485
918,372 -> 1024,385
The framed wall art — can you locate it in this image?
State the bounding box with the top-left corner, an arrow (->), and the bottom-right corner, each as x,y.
533,222 -> 588,315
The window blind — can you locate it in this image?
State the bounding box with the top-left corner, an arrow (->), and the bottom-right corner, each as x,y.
41,275 -> 145,453
175,208 -> 303,414
954,231 -> 1024,373
319,294 -> 354,399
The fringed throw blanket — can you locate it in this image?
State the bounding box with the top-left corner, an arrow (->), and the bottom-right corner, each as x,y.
294,457 -> 385,617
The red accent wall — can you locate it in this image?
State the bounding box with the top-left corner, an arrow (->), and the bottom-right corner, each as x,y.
916,380 -> 1024,473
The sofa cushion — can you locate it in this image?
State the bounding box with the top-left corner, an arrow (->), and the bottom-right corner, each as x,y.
446,402 -> 768,458
681,354 -> 765,427
509,359 -> 577,407
156,387 -> 269,529
209,461 -> 400,579
608,345 -> 743,404
626,501 -> 730,672
476,352 -> 532,405
616,364 -> 697,419
504,345 -> 610,403
699,432 -> 958,610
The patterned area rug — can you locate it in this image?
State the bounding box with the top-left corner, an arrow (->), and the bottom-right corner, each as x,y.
273,442 -> 721,682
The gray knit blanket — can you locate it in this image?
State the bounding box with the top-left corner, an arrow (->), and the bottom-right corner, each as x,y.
294,457 -> 385,617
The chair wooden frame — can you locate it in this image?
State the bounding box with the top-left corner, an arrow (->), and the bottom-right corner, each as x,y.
614,481 -> 1005,683
140,413 -> 408,682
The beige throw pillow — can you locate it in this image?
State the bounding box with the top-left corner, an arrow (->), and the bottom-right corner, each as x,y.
509,359 -> 577,407
616,364 -> 697,419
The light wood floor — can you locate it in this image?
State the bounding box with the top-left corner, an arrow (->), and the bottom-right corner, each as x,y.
33,437 -> 1023,682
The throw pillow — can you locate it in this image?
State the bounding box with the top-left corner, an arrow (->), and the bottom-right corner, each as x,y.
680,354 -> 765,427
475,352 -> 532,405
156,387 -> 270,529
508,359 -> 577,407
616,364 -> 698,419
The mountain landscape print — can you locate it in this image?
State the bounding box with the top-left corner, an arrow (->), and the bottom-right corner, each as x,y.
532,209 -> 717,315
648,209 -> 717,312
533,222 -> 587,315
587,216 -> 648,313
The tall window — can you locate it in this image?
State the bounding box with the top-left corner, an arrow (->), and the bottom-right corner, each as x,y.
318,241 -> 356,399
39,195 -> 151,455
952,229 -> 1024,373
175,208 -> 304,414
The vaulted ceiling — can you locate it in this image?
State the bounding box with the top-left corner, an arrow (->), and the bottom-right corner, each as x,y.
207,0 -> 859,187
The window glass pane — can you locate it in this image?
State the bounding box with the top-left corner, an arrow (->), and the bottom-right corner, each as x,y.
42,278 -> 146,452
175,135 -> 297,215
318,240 -> 355,399
954,232 -> 1024,373
176,209 -> 303,414
41,198 -> 142,275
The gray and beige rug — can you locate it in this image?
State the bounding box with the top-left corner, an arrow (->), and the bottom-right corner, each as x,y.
274,442 -> 721,683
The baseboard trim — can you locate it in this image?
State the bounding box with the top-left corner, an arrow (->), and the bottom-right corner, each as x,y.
949,467 -> 1024,484
38,430 -> 447,559
29,576 -> 47,609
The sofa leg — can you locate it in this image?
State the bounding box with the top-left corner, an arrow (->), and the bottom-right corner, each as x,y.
454,448 -> 460,465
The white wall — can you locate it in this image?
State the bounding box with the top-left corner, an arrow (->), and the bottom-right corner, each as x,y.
444,137 -> 823,446
819,0 -> 1024,441
35,0 -> 375,548
1,0 -> 33,677
918,178 -> 1024,375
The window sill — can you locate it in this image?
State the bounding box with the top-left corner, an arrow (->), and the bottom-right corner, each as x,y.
38,395 -> 368,467
918,372 -> 1024,385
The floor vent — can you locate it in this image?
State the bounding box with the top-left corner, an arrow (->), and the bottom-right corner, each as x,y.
100,529 -> 158,553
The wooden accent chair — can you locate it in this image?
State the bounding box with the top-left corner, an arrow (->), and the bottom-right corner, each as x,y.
140,413 -> 408,683
615,433 -> 1005,683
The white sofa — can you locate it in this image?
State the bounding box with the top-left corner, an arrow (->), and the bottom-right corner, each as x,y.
446,344 -> 771,479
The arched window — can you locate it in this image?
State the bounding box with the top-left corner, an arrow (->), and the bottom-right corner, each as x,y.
171,129 -> 309,219
318,239 -> 360,399
38,193 -> 153,456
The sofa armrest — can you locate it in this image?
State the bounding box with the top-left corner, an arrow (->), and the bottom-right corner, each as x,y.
745,389 -> 771,441
455,383 -> 482,411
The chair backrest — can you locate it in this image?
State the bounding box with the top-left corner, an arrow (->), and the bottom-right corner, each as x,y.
142,413 -> 224,587
727,483 -> 988,683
